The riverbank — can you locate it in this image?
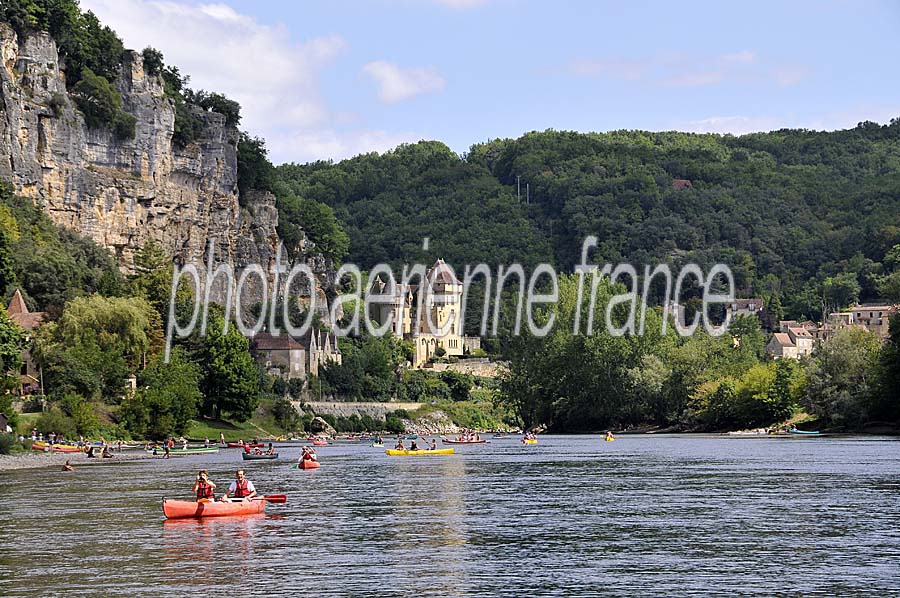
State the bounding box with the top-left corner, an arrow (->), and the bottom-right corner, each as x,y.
0,449 -> 151,472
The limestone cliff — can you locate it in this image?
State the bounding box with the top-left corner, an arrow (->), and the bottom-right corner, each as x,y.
0,23 -> 333,308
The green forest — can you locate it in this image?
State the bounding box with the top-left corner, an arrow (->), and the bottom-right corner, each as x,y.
1,1 -> 899,447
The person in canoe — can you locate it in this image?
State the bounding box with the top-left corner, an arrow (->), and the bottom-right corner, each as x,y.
300,446 -> 317,463
193,470 -> 217,501
430,439 -> 438,451
101,445 -> 113,458
605,431 -> 615,442
394,438 -> 405,450
223,470 -> 257,502
409,440 -> 419,450
62,460 -> 74,472
265,442 -> 275,455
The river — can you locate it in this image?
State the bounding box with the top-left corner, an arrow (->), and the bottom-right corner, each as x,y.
1,435 -> 898,597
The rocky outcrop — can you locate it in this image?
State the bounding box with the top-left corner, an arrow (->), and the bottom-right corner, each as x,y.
0,24 -> 334,308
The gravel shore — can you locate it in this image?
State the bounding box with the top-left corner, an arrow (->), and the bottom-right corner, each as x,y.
0,449 -> 151,472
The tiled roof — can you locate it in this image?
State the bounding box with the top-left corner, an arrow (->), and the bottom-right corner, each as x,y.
7,289 -> 46,331
771,333 -> 794,347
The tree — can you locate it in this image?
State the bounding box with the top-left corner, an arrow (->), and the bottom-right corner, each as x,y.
71,68 -> 123,131
823,273 -> 861,312
237,134 -> 275,197
193,311 -> 259,421
120,348 -> 201,438
803,327 -> 883,427
33,295 -> 161,403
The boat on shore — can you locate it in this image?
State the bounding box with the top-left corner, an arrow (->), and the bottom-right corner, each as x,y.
241,452 -> 278,460
385,448 -> 454,456
162,498 -> 266,520
31,441 -> 81,453
788,428 -> 822,436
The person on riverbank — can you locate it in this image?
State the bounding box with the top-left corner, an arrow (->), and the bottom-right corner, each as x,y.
62,460 -> 74,472
192,470 -> 216,501
219,433 -> 225,445
223,470 -> 257,502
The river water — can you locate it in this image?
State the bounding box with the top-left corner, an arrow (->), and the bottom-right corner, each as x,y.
1,435 -> 898,597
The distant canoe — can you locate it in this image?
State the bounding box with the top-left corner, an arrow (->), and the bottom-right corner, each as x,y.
788,429 -> 821,436
226,442 -> 264,449
522,438 -> 538,445
385,448 -> 454,456
241,452 -> 278,460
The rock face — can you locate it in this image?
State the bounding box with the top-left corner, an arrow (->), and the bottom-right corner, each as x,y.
0,24 -> 333,308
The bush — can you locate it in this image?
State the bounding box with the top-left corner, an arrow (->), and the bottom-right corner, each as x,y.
35,408 -> 78,440
141,47 -> 164,77
0,433 -> 20,455
112,111 -> 136,139
49,93 -> 67,117
72,68 -> 122,129
189,90 -> 241,127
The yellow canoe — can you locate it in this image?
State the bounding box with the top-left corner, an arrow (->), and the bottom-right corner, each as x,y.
385,448 -> 454,456
522,439 -> 538,445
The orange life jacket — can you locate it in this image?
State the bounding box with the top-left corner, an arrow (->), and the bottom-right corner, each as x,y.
196,481 -> 214,500
233,479 -> 250,498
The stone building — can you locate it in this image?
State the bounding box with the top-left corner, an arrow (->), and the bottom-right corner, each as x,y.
7,289 -> 45,394
369,258 -> 481,367
249,329 -> 341,381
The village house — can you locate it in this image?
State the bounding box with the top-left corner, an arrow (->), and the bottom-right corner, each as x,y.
369,258 -> 481,368
249,329 -> 341,381
7,289 -> 45,395
850,304 -> 897,337
766,322 -> 815,360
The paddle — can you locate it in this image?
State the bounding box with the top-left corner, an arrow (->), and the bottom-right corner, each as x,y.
253,494 -> 287,503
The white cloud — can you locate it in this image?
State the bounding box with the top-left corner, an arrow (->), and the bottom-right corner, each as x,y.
362,61 -> 446,103
267,129 -> 425,164
80,0 -> 418,163
568,51 -> 808,88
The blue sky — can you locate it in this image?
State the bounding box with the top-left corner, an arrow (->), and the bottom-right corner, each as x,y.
83,0 -> 900,164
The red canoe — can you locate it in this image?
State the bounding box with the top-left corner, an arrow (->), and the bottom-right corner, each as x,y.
162,499 -> 266,519
226,442 -> 264,449
296,459 -> 321,470
442,438 -> 487,444
311,440 -> 328,447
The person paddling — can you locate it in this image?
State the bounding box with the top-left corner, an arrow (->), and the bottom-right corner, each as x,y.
62,460 -> 74,472
395,438 -> 405,450
193,470 -> 217,501
223,470 -> 257,502
605,431 -> 615,441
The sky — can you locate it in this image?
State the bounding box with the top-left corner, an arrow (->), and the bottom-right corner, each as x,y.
81,0 -> 900,165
